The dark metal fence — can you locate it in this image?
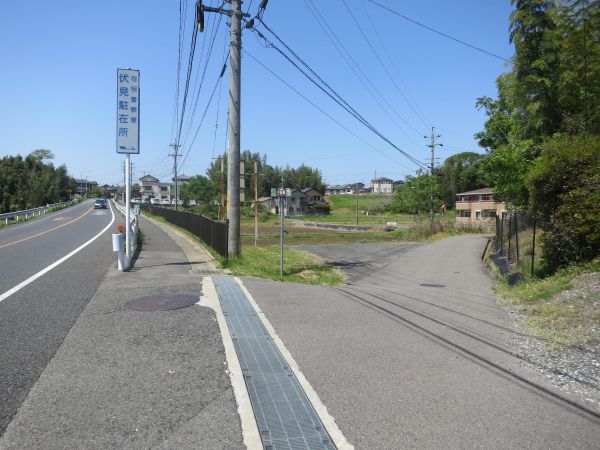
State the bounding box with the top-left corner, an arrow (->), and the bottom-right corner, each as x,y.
147,206 -> 229,259
494,210 -> 546,276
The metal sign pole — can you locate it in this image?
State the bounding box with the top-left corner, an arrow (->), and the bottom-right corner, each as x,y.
125,154 -> 131,267
280,192 -> 284,276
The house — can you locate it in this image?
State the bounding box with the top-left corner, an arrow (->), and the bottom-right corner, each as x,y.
455,188 -> 506,227
139,175 -> 171,202
75,179 -> 98,197
300,187 -> 329,215
371,177 -> 394,194
255,190 -> 307,216
254,187 -> 327,216
325,185 -> 348,196
324,183 -> 364,196
101,184 -> 118,199
300,188 -> 322,202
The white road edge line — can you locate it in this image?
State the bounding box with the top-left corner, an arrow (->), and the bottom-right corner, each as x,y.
0,203 -> 115,304
234,276 -> 355,450
200,276 -> 262,450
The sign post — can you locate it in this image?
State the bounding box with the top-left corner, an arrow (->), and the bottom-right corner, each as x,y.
116,68 -> 140,268
278,187 -> 286,276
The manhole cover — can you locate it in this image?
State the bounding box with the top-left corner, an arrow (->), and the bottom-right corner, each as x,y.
420,283 -> 446,288
126,294 -> 199,312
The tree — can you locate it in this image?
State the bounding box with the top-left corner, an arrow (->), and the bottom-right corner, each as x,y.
388,170 -> 441,217
0,151 -> 74,213
179,175 -> 215,204
206,151 -> 326,199
482,140 -> 534,208
437,152 -> 487,208
29,149 -> 55,161
526,134 -> 600,265
510,0 -> 562,139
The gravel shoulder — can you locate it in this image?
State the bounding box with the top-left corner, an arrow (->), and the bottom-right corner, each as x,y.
505,271 -> 600,414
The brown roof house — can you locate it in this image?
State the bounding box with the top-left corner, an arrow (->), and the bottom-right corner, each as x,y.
455,188 -> 506,228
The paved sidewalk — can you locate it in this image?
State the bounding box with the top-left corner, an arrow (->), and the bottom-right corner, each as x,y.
242,236 -> 600,449
0,216 -> 244,449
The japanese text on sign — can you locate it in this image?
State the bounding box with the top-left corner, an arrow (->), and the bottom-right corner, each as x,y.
116,69 -> 140,154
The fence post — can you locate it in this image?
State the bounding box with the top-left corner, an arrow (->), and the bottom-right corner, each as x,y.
507,213 -> 512,262
500,217 -> 504,255
515,212 -> 519,263
531,217 -> 537,277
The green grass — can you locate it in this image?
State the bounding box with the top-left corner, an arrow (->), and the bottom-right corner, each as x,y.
143,210 -> 344,286
220,245 -> 344,285
327,194 -> 391,210
495,258 -> 600,349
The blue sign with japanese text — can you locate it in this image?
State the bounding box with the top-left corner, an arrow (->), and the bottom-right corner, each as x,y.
116,69 -> 140,154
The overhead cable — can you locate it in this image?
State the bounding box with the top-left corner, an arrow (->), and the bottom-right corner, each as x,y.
367,0 -> 509,62
252,19 -> 429,170
244,49 -> 414,172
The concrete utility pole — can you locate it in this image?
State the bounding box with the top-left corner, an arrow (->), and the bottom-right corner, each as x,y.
425,127 -> 442,232
170,143 -> 181,210
254,160 -> 259,247
200,0 -> 249,257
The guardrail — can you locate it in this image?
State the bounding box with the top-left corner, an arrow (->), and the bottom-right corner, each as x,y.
111,200 -> 138,252
0,201 -> 73,225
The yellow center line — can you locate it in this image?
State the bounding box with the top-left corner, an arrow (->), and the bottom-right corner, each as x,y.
0,207 -> 95,250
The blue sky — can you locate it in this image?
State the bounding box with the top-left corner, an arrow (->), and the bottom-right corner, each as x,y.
0,0 -> 514,187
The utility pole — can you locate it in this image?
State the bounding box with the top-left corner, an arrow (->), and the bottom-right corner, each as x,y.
254,160 -> 259,247
199,0 -> 251,257
425,127 -> 442,233
170,143 -> 181,210
220,157 -> 225,220
355,183 -> 359,225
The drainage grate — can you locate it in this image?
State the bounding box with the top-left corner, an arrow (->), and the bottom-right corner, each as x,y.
213,276 -> 335,450
126,293 -> 199,311
194,270 -> 222,275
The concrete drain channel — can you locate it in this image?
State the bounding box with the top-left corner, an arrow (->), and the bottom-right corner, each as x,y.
213,276 -> 335,450
126,294 -> 199,312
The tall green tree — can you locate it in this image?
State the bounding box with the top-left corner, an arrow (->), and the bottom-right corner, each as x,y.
510,0 -> 562,140
437,152 -> 487,208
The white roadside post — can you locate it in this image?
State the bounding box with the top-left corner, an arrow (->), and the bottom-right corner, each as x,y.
112,232 -> 125,271
116,68 -> 140,270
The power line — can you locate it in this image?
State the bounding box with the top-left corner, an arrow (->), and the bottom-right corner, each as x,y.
244,49 -> 415,172
175,6 -> 200,148
178,58 -> 228,172
367,0 -> 509,62
303,0 -> 424,146
357,0 -> 431,127
180,12 -> 224,151
251,19 -> 429,170
171,0 -> 187,143
340,0 -> 430,131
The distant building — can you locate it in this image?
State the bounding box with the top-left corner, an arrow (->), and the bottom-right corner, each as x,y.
138,174 -> 191,203
371,177 -> 394,194
254,187 -> 327,216
324,183 -> 365,196
455,188 -> 506,227
75,179 -> 98,197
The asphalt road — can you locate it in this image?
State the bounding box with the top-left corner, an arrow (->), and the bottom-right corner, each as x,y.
0,200 -> 116,435
243,236 -> 600,448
